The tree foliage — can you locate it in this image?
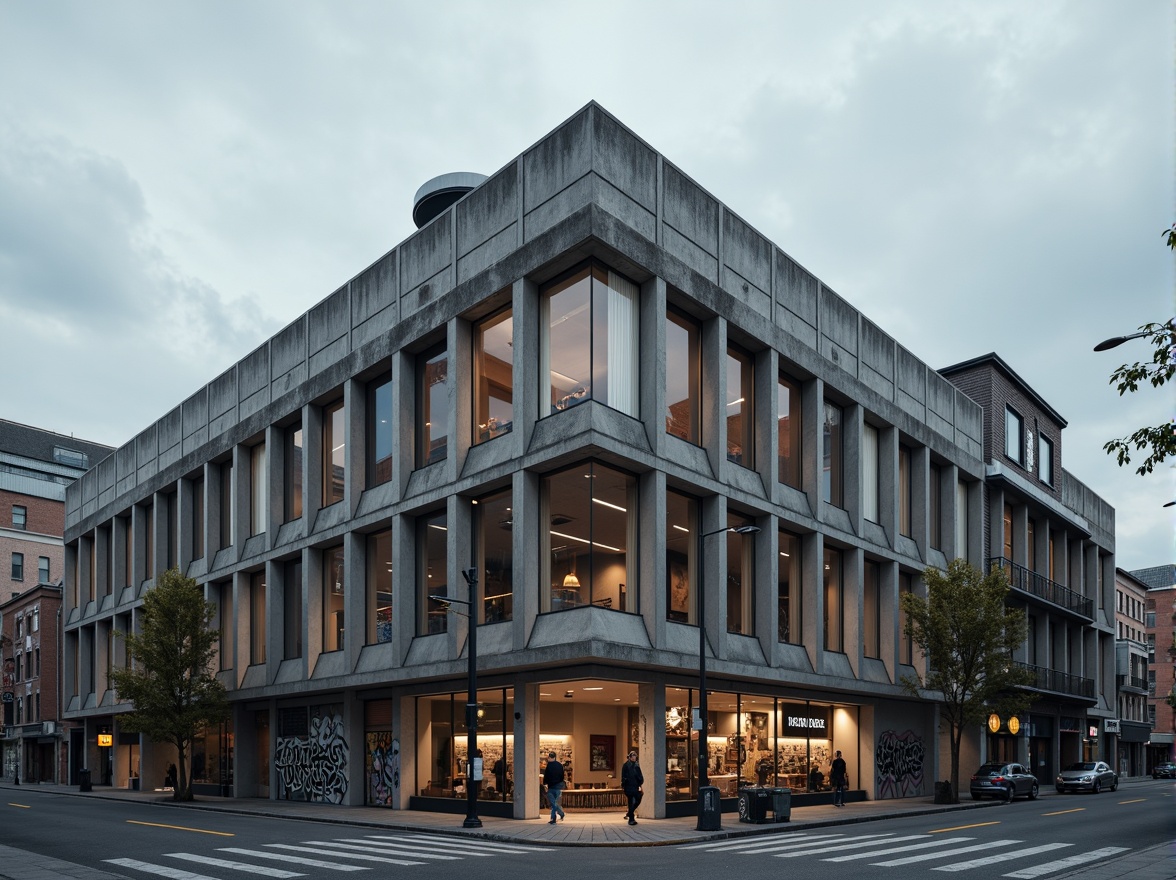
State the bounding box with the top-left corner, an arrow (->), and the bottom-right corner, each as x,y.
109,568 -> 228,801
900,559 -> 1034,803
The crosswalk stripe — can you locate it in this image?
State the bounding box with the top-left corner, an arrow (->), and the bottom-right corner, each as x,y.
165,853 -> 304,877
734,834 -> 900,855
104,859 -> 219,880
680,833 -> 852,852
386,834 -> 553,852
776,834 -> 929,858
872,840 -> 1021,866
218,848 -> 370,871
265,844 -> 423,866
932,843 -> 1073,872
1001,847 -> 1129,878
341,837 -> 494,856
822,836 -> 976,862
305,840 -> 460,860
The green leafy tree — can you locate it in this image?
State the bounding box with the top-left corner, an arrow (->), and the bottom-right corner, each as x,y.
109,568 -> 229,801
900,559 -> 1034,803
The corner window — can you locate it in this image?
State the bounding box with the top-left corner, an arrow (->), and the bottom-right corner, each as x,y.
322,400 -> 346,506
778,530 -> 801,643
1038,434 -> 1053,486
898,445 -> 912,538
474,307 -> 514,444
822,401 -> 843,507
419,511 -> 448,634
777,375 -> 801,488
542,461 -> 636,613
476,490 -> 513,623
284,559 -> 303,660
1005,407 -> 1024,464
864,561 -> 880,659
366,530 -> 393,644
541,263 -> 639,418
11,552 -> 23,581
249,572 -> 266,665
725,347 -> 754,467
417,344 -> 449,467
666,490 -> 698,624
666,308 -> 701,443
367,374 -> 393,485
12,505 -> 26,530
862,424 -> 880,523
323,546 -> 345,652
725,512 -> 755,635
284,423 -> 303,521
823,547 -> 843,652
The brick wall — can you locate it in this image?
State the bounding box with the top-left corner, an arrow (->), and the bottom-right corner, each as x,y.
0,489 -> 65,537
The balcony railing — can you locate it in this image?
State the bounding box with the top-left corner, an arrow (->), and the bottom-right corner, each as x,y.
988,557 -> 1094,619
1117,674 -> 1149,692
1015,661 -> 1095,700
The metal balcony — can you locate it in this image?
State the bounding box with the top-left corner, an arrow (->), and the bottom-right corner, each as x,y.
1117,674 -> 1149,693
1015,661 -> 1095,700
988,557 -> 1094,619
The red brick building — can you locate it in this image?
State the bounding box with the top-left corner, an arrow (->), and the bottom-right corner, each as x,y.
1134,564 -> 1176,768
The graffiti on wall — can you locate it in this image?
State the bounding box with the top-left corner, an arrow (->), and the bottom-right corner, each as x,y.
366,732 -> 399,806
275,704 -> 349,803
876,729 -> 925,799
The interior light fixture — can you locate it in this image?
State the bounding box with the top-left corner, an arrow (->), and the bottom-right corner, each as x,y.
563,572 -> 581,588
672,524 -> 690,533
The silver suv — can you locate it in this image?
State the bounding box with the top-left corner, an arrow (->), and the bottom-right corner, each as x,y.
969,762 -> 1039,801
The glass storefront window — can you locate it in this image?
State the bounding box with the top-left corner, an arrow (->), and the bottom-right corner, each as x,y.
416,689 -> 515,804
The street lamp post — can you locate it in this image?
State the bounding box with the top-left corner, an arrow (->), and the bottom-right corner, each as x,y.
696,522 -> 760,831
430,567 -> 483,829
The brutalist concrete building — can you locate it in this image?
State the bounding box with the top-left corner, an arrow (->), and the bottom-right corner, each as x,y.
62,103 -> 1116,817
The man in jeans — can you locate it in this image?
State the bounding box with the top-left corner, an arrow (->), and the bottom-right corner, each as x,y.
621,750 -> 644,825
542,751 -> 566,824
831,750 -> 848,807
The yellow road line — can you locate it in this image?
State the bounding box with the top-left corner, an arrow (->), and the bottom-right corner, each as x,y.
7,803 -> 30,809
126,820 -> 234,837
1118,798 -> 1146,804
930,821 -> 1002,833
1042,807 -> 1085,816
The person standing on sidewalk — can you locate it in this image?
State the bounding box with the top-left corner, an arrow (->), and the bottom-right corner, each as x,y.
621,750 -> 644,825
542,751 -> 566,824
831,750 -> 848,806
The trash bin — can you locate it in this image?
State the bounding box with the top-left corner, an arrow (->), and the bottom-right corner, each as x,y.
934,780 -> 953,804
79,768 -> 92,792
738,786 -> 771,823
697,785 -> 721,831
769,786 -> 791,822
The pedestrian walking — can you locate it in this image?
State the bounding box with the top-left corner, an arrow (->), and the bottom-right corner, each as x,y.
542,751 -> 566,824
621,750 -> 644,825
831,750 -> 848,806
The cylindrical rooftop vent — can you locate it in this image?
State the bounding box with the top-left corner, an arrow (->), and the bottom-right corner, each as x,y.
412,171 -> 487,228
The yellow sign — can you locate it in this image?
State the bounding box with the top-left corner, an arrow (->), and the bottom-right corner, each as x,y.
987,713 -> 1001,733
97,734 -> 112,747
1008,716 -> 1021,735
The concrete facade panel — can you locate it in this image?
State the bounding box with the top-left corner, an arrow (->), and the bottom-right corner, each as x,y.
239,344 -> 269,402
182,389 -> 208,438
591,176 -> 656,244
209,368 -> 237,420
271,319 -> 307,382
720,265 -> 771,318
456,163 -> 519,257
351,308 -> 396,351
662,163 -> 718,257
135,426 -> 157,468
158,407 -> 182,456
661,224 -> 719,283
456,222 -> 520,285
401,217 -> 452,299
819,285 -> 860,356
723,211 -> 772,293
776,251 -> 818,329
523,174 -> 594,243
351,251 -> 398,328
308,286 -> 349,356
591,110 -> 657,212
400,264 -> 455,320
522,107 -> 592,214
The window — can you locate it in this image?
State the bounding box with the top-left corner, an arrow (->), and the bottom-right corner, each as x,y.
777,375 -> 801,488
542,461 -> 636,613
823,547 -> 842,652
476,490 -> 513,623
249,572 -> 266,665
31,607 -> 38,632
955,479 -> 968,557
541,263 -> 639,418
323,546 -> 345,651
726,347 -> 754,467
419,512 -> 448,634
367,373 -> 393,484
417,344 -> 449,467
822,401 -> 844,507
12,505 -> 26,530
1038,434 -> 1053,486
366,530 -> 393,644
1146,611 -> 1156,628
249,443 -> 267,536
666,308 -> 701,443
778,530 -> 801,643
898,445 -> 912,537
322,400 -> 346,506
284,560 -> 302,660
164,493 -> 177,569
864,561 -> 880,659
1027,520 -> 1036,571
89,536 -> 96,600
862,424 -> 879,523
1003,503 -> 1013,561
666,490 -> 697,624
12,552 -> 23,581
143,501 -> 154,577
284,423 -> 303,521
121,514 -> 133,590
1005,407 -> 1024,464
53,446 -> 88,468
928,464 -> 942,550
218,583 -> 233,671
1147,634 -> 1154,661
899,573 -> 913,665
474,308 -> 514,443
725,511 -> 755,635
192,476 -> 205,560
219,462 -> 233,548
37,557 -> 49,584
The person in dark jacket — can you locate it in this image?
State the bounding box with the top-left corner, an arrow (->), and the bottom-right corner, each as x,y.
831,750 -> 848,806
542,751 -> 566,824
621,750 -> 644,825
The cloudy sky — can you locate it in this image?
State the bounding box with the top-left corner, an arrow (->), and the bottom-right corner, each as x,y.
1,1 -> 1171,569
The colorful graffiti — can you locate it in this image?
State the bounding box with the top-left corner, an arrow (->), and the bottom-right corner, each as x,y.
366,732 -> 400,806
275,704 -> 349,803
876,729 -> 925,798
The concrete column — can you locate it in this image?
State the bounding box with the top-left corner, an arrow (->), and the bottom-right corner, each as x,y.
344,690 -> 363,806
641,469 -> 664,647
514,682 -> 540,819
638,682 -> 665,819
642,276 -> 667,455
512,469 -> 540,651
345,377 -> 364,520
844,548 -> 862,679
265,558 -> 281,686
344,528 -> 364,674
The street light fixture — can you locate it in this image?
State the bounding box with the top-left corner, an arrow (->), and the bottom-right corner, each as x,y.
429,566 -> 482,829
1093,329 -> 1153,352
696,521 -> 760,831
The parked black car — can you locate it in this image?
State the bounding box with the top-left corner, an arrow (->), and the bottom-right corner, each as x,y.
970,762 -> 1039,801
1152,762 -> 1176,779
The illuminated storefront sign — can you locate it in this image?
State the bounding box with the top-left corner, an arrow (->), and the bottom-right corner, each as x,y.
778,704 -> 832,738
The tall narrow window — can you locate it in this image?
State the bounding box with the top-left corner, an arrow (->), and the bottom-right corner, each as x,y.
164,494 -> 177,569
219,462 -> 233,548
541,263 -> 639,417
143,502 -> 154,577
283,559 -> 302,660
250,442 -> 267,536
122,514 -> 133,589
1027,520 -> 1036,571
928,464 -> 941,550
863,560 -> 880,659
323,400 -> 345,506
218,583 -> 233,671
12,505 -> 26,530
1005,407 -> 1024,464
1038,434 -> 1053,486
666,490 -> 697,624
418,345 -> 449,467
367,374 -> 393,485
322,546 -> 345,652
419,511 -> 448,634
955,480 -> 968,558
823,547 -> 843,652
1003,503 -> 1013,561
38,557 -> 49,584
822,401 -> 843,507
899,573 -> 913,666
366,530 -> 393,644
725,512 -> 755,635
898,445 -> 912,537
777,375 -> 801,488
862,423 -> 879,523
778,531 -> 801,643
249,572 -> 266,665
285,422 -> 303,521
192,476 -> 205,560
477,490 -> 514,623
11,552 -> 23,581
666,308 -> 700,443
542,461 -> 637,613
474,308 -> 514,443
89,537 -> 96,599
725,347 -> 754,467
